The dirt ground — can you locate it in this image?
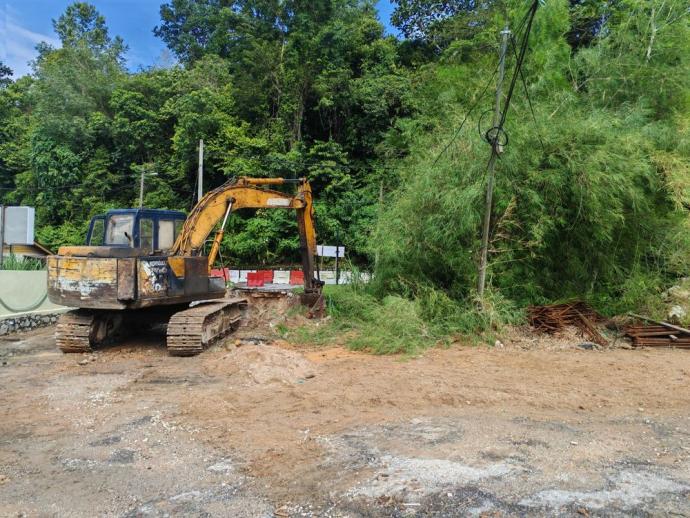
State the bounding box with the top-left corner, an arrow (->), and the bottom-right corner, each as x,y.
1,314 -> 690,517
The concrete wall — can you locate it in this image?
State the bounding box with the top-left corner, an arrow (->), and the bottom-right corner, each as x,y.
0,271 -> 67,318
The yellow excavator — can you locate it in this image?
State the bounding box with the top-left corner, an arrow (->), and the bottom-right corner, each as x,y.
47,177 -> 322,355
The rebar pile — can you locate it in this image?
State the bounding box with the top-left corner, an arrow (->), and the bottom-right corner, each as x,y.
624,324 -> 690,349
528,302 -> 607,346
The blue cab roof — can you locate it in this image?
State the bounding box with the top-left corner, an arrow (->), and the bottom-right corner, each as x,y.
105,208 -> 186,218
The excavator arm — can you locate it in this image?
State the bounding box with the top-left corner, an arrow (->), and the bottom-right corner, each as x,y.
171,177 -> 319,292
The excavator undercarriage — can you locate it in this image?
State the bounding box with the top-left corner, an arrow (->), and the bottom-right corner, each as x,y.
55,298 -> 248,356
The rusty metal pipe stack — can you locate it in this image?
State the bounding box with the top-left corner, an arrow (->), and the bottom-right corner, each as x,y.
528,302 -> 607,346
624,324 -> 690,349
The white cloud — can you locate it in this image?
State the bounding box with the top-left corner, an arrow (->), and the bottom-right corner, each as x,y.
0,6 -> 60,78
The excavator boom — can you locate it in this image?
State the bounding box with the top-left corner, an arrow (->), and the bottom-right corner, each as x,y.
172,177 -> 318,289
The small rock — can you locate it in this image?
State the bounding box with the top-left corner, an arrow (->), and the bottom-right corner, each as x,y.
78,359 -> 89,366
577,342 -> 597,350
620,343 -> 633,350
494,340 -> 504,348
0,324 -> 8,336
668,305 -> 687,323
570,441 -> 578,446
667,285 -> 690,302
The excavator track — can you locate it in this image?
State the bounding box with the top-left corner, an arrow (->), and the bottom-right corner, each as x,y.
56,310 -> 96,353
166,298 -> 247,356
56,309 -> 126,353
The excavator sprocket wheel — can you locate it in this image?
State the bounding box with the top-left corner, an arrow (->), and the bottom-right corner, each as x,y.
166,298 -> 247,356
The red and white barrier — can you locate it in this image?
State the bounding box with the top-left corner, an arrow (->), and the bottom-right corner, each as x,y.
210,268 -> 363,286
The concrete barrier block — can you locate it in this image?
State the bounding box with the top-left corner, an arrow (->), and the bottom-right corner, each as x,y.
273,271 -> 290,284
238,270 -> 255,282
290,270 -> 304,285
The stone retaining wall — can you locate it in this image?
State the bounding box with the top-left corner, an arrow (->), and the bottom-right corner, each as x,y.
0,312 -> 60,336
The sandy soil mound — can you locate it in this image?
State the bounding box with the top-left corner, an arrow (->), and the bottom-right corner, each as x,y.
209,344 -> 317,386
231,290 -> 300,335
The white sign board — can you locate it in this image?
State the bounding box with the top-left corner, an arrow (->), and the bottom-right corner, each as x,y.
1,206 -> 35,245
317,245 -> 345,258
266,198 -> 291,207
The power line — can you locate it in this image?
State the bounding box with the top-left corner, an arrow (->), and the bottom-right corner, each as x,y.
432,66 -> 499,166
509,33 -> 546,152
496,0 -> 540,131
432,1 -> 541,167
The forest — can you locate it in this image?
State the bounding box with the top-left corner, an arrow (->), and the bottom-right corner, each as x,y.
1,0 -> 689,346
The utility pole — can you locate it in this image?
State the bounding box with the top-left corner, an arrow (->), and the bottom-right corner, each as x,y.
0,205 -> 5,270
137,165 -> 157,208
139,168 -> 146,208
198,139 -> 204,202
477,26 -> 510,298
335,228 -> 341,285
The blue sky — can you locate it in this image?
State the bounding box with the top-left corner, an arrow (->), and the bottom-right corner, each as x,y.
0,1 -> 397,78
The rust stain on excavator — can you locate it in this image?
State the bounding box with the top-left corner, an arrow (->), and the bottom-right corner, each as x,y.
117,258 -> 136,301
48,256 -> 118,283
138,259 -> 169,298
47,256 -> 124,308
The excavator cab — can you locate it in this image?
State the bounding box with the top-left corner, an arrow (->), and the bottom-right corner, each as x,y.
86,209 -> 186,253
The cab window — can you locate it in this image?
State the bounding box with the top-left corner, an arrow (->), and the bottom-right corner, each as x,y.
140,218 -> 154,252
158,220 -> 175,250
105,214 -> 134,246
174,219 -> 184,239
88,217 -> 105,246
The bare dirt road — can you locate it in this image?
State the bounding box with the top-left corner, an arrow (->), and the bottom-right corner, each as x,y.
1,325 -> 690,517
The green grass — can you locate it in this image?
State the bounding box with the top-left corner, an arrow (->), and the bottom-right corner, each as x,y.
0,254 -> 45,271
289,283 -> 522,355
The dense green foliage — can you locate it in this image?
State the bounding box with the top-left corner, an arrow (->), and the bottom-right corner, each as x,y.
373,0 -> 690,318
1,0 -> 412,258
1,0 -> 689,344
